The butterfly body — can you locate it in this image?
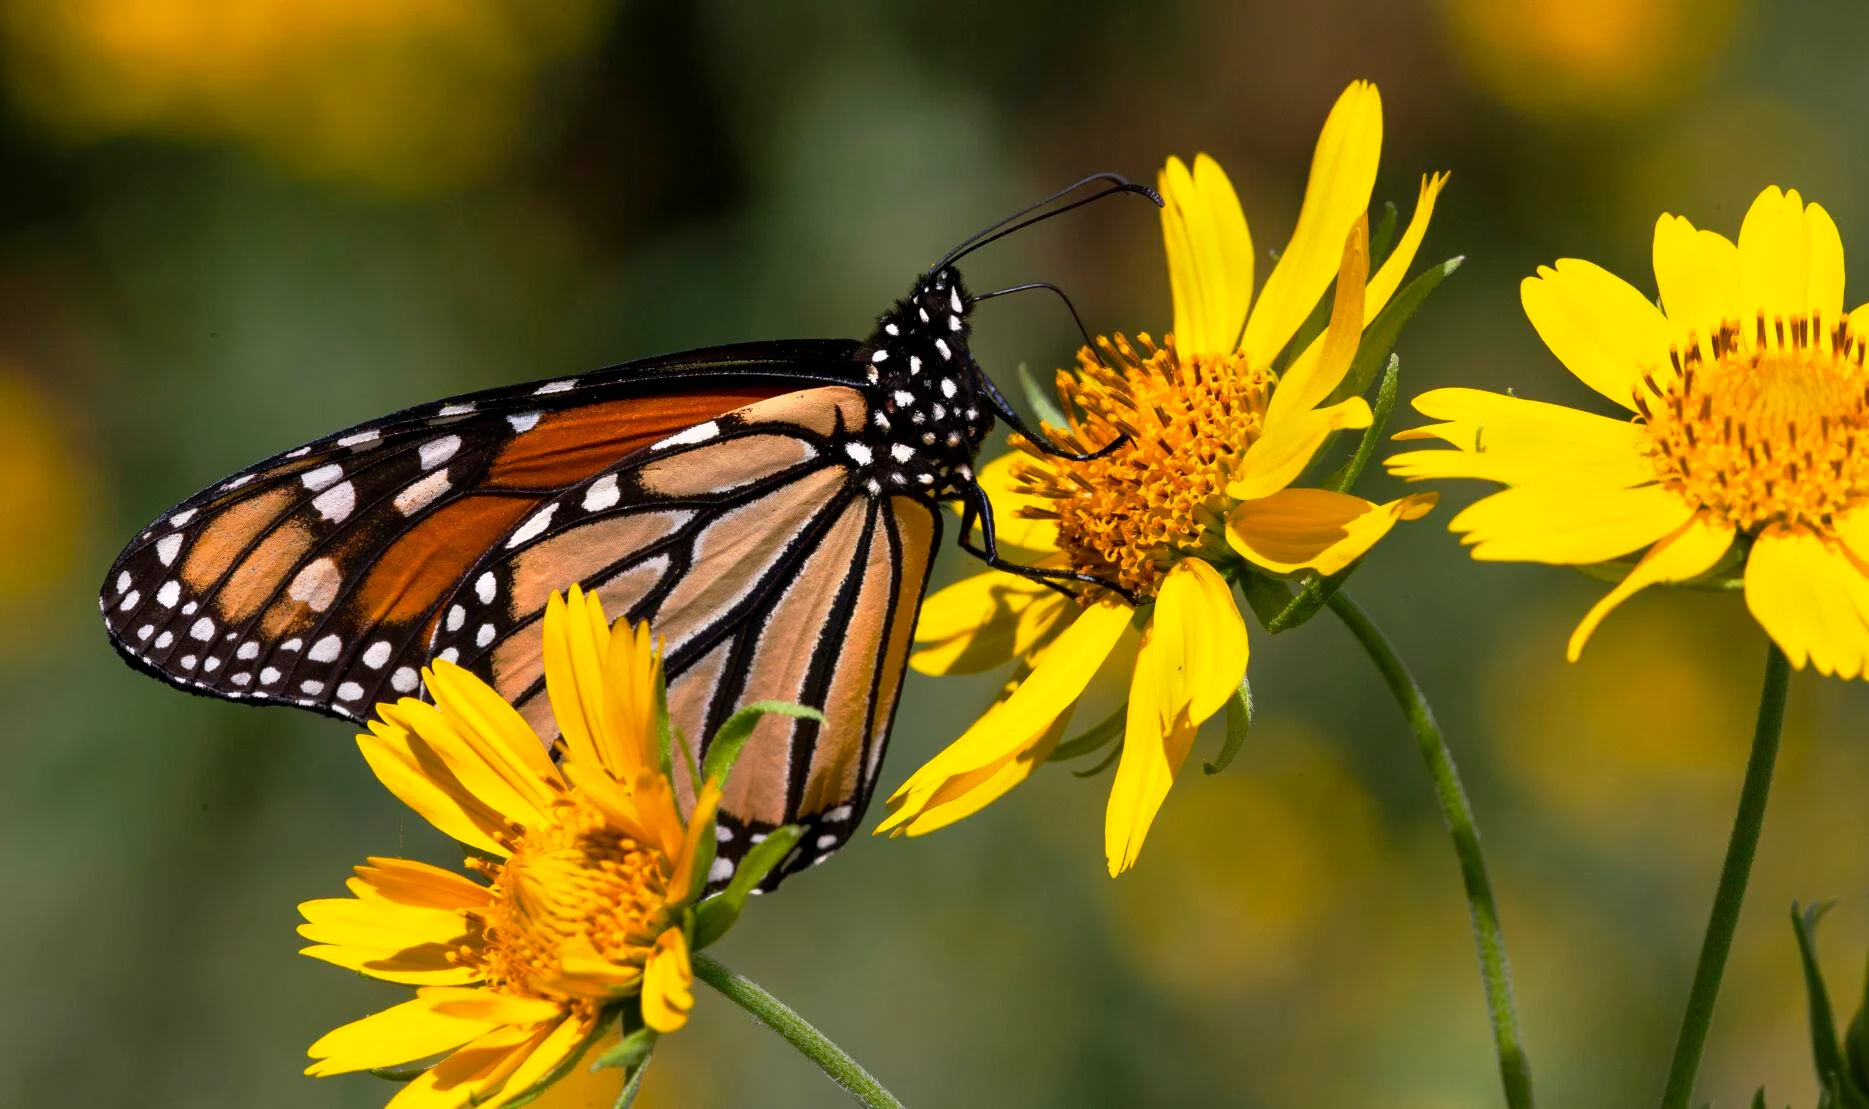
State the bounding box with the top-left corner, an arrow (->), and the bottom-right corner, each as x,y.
102,269 -> 988,888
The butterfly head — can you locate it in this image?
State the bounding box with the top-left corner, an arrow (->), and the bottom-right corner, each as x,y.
852,268 -> 993,499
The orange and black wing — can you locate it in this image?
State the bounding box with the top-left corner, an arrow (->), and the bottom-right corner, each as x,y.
100,341 -> 861,718
430,386 -> 939,889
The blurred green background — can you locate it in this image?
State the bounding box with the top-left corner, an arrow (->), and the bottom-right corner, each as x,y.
3,1 -> 1867,1106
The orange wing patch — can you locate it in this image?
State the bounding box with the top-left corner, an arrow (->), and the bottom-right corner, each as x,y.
357,496 -> 538,625
485,389 -> 785,489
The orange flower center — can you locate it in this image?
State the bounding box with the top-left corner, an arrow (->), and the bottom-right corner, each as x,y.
1012,333 -> 1270,598
1640,314 -> 1869,533
464,797 -> 675,1002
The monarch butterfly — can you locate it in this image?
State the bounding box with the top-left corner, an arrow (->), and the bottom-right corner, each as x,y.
99,175 -> 1157,890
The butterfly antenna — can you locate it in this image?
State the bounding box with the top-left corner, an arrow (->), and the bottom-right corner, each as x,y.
933,173 -> 1163,274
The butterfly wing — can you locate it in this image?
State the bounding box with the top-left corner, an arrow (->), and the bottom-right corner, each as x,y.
431,386 -> 939,889
101,341 -> 861,717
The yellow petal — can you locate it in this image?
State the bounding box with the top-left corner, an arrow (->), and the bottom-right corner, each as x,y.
665,777 -> 722,905
356,719 -> 512,857
974,452 -> 1061,553
1267,213 -> 1369,427
1738,186 -> 1846,327
1848,302 -> 1869,344
1566,512 -> 1735,660
1365,172 -> 1449,317
1148,559 -> 1249,726
884,601 -> 1132,815
1240,80 -> 1383,365
301,942 -> 482,987
1386,387 -> 1654,489
426,660 -> 561,803
425,987 -> 566,1027
599,617 -> 662,776
543,585 -> 619,779
1448,483 -> 1696,564
306,993 -> 501,1077
353,856 -> 492,911
1104,632 -> 1209,877
912,571 -> 1073,675
1520,259 -> 1671,410
878,705 -> 1070,837
1652,213 -> 1742,349
381,698 -> 549,830
1229,488 -> 1436,575
477,1013 -> 602,1109
1159,153 -> 1254,356
1228,397 -> 1371,502
380,1023 -> 535,1109
1744,525 -> 1869,679
298,895 -> 467,949
641,929 -> 695,1033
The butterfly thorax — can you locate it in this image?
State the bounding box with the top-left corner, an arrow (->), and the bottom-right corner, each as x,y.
850,268 -> 993,499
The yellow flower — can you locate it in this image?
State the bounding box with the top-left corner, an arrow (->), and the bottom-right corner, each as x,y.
299,585 -> 718,1108
880,81 -> 1441,876
1389,185 -> 1869,678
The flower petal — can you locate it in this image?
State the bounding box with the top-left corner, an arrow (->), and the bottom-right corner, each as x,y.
641,929 -> 695,1033
301,942 -> 482,986
1738,186 -> 1846,326
1744,525 -> 1869,679
543,586 -> 624,779
1447,483 -> 1695,564
353,856 -> 492,911
1228,487 -> 1437,575
355,718 -> 512,856
381,697 -> 550,830
426,660 -> 562,808
911,570 -> 1073,675
1148,559 -> 1249,726
882,600 -> 1133,824
878,704 -> 1071,836
306,993 -> 503,1077
1652,213 -> 1742,347
1159,153 -> 1254,356
975,452 -> 1060,553
1266,213 -> 1369,427
1520,259 -> 1671,410
1365,172 -> 1449,317
381,1023 -> 538,1109
1227,396 -> 1372,502
1566,512 -> 1735,660
1240,80 -> 1383,365
1386,387 -> 1655,489
599,616 -> 662,777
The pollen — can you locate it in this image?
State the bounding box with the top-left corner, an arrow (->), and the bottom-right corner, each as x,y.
464,797 -> 676,1002
1012,333 -> 1270,598
1639,313 -> 1869,533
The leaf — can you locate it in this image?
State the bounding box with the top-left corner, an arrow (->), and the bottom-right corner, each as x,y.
589,1026 -> 658,1072
1204,677 -> 1253,774
1324,354 -> 1402,495
691,824 -> 806,950
654,665 -> 675,781
702,702 -> 826,786
1324,254 -> 1462,407
1072,739 -> 1124,779
1849,948 -> 1869,1098
368,1063 -> 428,1082
1018,363 -> 1070,429
1368,199 -> 1400,271
1237,570 -> 1295,626
1048,702 -> 1124,762
1794,901 -> 1855,1101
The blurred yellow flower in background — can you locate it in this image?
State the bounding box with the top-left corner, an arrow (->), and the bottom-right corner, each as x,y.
0,368 -> 91,630
881,82 -> 1441,876
1390,185 -> 1869,678
1438,0 -> 1740,117
0,0 -> 614,195
301,587 -> 719,1107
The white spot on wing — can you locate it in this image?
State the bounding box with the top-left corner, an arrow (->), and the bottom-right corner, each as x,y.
288,559 -> 342,612
816,833 -> 838,849
507,412 -> 541,433
301,680 -> 324,695
844,442 -> 873,465
709,857 -> 735,883
825,805 -> 854,822
308,634 -> 343,663
419,436 -> 461,470
156,534 -> 183,566
189,617 -> 215,641
507,504 -> 557,548
118,590 -> 139,612
362,641 -> 392,669
438,647 -> 460,664
393,469 -> 450,515
338,429 -> 379,447
651,421 -> 720,451
337,682 -> 364,702
476,623 -> 495,648
534,379 -> 575,395
156,631 -> 174,649
260,667 -> 280,685
169,509 -> 197,527
446,605 -> 465,632
312,480 -> 356,522
475,572 -> 496,604
236,641 -> 259,661
582,474 -> 620,512
301,464 -> 345,492
437,402 -> 475,417
391,667 -> 418,693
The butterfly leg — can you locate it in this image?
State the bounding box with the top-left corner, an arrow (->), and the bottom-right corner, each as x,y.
953,481 -> 1139,604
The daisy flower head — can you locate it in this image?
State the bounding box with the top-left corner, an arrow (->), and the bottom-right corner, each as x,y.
1389,186 -> 1869,676
298,585 -> 806,1108
881,81 -> 1447,876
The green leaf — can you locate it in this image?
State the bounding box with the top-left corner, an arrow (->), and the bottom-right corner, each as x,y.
1324,352 -> 1403,495
368,1063 -> 428,1082
654,665 -> 675,781
1048,702 -> 1125,762
1324,254 -> 1462,407
1368,199 -> 1400,271
589,1026 -> 658,1072
1018,363 -> 1070,429
1204,677 -> 1253,774
616,1056 -> 652,1109
1237,570 -> 1295,626
692,824 -> 806,950
1848,949 -> 1869,1097
703,701 -> 826,786
1072,739 -> 1124,779
1794,901 -> 1854,1099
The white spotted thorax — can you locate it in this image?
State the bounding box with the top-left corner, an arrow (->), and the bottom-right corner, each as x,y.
848,268 -> 993,498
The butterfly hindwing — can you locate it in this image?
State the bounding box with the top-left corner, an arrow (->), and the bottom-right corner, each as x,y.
433,386 -> 940,887
101,342 -> 863,719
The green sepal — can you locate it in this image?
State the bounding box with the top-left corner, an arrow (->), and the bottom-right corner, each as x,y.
1204,677 -> 1253,774
589,1026 -> 658,1073
1237,570 -> 1295,626
1792,900 -> 1869,1107
1368,199 -> 1400,271
1048,702 -> 1125,762
1018,363 -> 1071,429
1323,255 -> 1462,407
1849,947 -> 1869,1099
703,701 -> 826,786
368,1063 -> 428,1082
1073,739 -> 1124,779
1264,563 -> 1357,635
498,1012 -> 615,1108
692,823 -> 806,950
1324,353 -> 1402,495
654,663 -> 675,781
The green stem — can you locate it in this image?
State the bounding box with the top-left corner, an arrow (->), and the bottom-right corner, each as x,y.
1657,643 -> 1791,1109
693,953 -> 907,1109
1325,589 -> 1535,1109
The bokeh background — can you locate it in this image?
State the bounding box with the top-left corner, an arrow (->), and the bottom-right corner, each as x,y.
3,1 -> 1868,1106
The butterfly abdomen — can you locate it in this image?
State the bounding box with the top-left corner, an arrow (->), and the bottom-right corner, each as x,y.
851,268 -> 993,500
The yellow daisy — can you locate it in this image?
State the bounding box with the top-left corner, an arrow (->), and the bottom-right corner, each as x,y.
300,586 -> 743,1108
880,81 -> 1443,875
1389,185 -> 1869,677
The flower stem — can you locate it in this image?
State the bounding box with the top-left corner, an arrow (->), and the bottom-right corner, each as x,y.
1657,643 -> 1791,1109
692,952 -> 907,1109
1325,589 -> 1534,1109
